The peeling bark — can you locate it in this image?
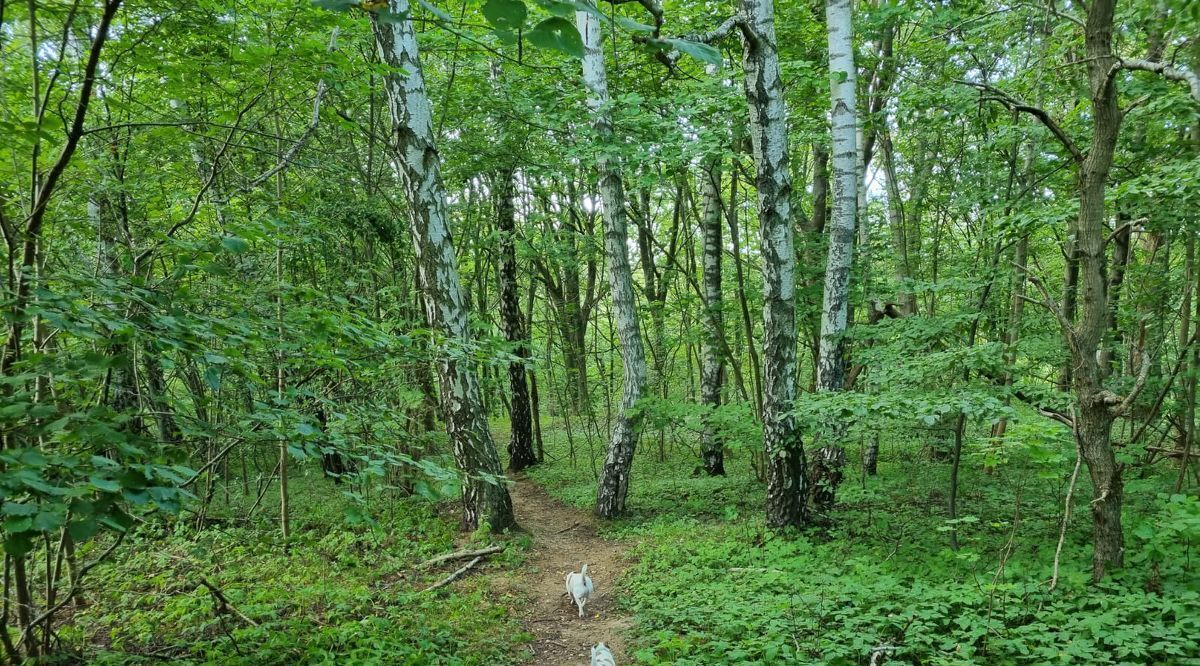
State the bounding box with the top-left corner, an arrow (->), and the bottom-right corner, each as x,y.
576,5 -> 648,518
372,2 -> 514,531
740,0 -> 806,528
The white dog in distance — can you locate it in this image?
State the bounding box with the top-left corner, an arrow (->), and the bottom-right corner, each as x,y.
565,563 -> 594,618
591,642 -> 616,665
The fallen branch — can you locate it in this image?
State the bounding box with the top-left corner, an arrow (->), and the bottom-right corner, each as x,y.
418,544 -> 503,569
422,556 -> 483,593
555,521 -> 581,534
197,578 -> 259,627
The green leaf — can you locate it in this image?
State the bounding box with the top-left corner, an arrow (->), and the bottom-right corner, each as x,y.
662,38 -> 721,65
4,517 -> 33,533
204,366 -> 222,392
90,476 -> 122,493
68,519 -> 100,542
482,0 -> 526,31
220,236 -> 250,253
417,0 -> 453,21
3,532 -> 34,557
2,502 -> 38,517
100,508 -> 134,532
33,509 -> 66,532
614,15 -> 655,33
526,17 -> 584,58
311,0 -> 359,10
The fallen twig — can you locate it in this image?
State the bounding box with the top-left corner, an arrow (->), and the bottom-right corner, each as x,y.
419,544 -> 503,569
554,521 -> 581,534
197,578 -> 259,627
423,556 -> 483,593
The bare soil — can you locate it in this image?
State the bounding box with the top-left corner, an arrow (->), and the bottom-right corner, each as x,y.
500,476 -> 634,665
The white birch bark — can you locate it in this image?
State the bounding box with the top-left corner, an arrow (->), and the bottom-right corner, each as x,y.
576,5 -> 649,518
817,0 -> 859,394
739,0 -> 806,528
371,0 -> 514,531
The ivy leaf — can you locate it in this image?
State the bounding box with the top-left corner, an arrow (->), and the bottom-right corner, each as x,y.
527,17 -> 584,59
662,38 -> 721,66
482,0 -> 527,31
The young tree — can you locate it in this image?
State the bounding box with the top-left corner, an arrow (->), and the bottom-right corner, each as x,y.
576,3 -> 649,518
370,0 -> 514,531
495,167 -> 538,471
699,158 -> 726,475
810,0 -> 859,516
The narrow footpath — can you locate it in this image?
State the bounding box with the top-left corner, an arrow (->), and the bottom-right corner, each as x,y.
499,477 -> 633,665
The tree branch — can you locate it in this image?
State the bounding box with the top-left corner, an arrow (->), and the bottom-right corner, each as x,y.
958,80 -> 1085,163
1110,58 -> 1200,104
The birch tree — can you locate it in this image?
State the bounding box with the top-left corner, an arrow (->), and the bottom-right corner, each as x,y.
370,0 -> 514,531
739,0 -> 806,528
808,0 -> 859,517
700,158 -> 726,476
576,3 -> 649,518
816,0 -> 857,397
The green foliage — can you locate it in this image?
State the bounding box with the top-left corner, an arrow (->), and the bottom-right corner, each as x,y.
68,484 -> 531,664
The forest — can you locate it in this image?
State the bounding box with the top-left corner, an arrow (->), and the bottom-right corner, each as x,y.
2,0 -> 1199,663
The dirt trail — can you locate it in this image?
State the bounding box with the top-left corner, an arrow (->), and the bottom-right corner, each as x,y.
502,477 -> 633,665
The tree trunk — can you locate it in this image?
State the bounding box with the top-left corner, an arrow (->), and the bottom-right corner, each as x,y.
371,2 -> 514,531
496,167 -> 537,472
1075,0 -> 1124,580
700,158 -> 726,476
576,5 -> 648,518
879,129 -> 916,316
809,0 -> 858,517
740,0 -> 806,528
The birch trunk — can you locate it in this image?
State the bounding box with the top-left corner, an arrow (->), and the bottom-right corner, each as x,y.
576,5 -> 648,518
740,0 -> 806,528
371,2 -> 514,531
700,158 -> 726,476
496,167 -> 537,472
817,0 -> 858,394
806,0 -> 859,517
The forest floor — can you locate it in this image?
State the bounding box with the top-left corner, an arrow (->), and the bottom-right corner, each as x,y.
498,476 -> 633,665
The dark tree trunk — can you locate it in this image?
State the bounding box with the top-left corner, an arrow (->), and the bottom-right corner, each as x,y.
700,158 -> 726,476
495,167 -> 537,472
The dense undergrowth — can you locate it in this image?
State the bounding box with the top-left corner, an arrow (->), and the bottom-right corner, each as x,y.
62,465 -> 532,665
528,418 -> 1200,665
56,414 -> 1200,664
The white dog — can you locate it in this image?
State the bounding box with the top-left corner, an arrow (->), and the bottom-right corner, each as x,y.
591,642 -> 616,665
564,563 -> 594,618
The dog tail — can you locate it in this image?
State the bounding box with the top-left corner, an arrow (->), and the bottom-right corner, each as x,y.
581,563 -> 589,576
